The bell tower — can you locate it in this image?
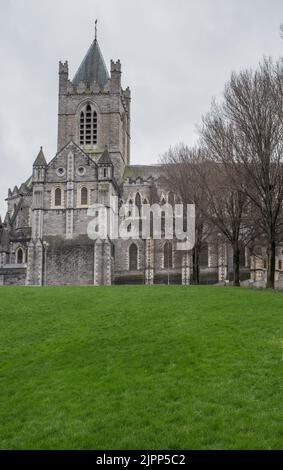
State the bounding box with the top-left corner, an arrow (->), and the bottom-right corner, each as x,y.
57,25 -> 131,181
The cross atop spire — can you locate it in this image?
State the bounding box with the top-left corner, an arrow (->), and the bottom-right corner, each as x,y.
95,19 -> 98,42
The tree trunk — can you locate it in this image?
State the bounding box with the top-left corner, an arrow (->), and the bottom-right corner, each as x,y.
196,252 -> 200,284
233,242 -> 240,287
266,239 -> 276,289
192,247 -> 200,285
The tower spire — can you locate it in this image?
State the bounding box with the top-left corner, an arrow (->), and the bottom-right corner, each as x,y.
72,23 -> 109,87
95,19 -> 98,42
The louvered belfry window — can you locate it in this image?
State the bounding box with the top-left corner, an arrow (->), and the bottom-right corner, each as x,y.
80,104 -> 97,145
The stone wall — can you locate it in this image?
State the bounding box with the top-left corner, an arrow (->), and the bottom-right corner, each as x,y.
0,269 -> 26,286
3,273 -> 26,286
45,236 -> 94,285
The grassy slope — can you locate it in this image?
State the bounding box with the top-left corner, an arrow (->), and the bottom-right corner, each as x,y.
0,286 -> 282,450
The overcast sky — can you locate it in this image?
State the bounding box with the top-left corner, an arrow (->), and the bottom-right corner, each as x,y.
0,0 -> 283,216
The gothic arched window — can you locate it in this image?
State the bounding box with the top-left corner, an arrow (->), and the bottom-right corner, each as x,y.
150,212 -> 154,238
135,193 -> 142,212
17,247 -> 24,264
129,243 -> 138,271
168,191 -> 175,206
55,188 -> 62,207
135,193 -> 142,236
164,242 -> 173,269
161,210 -> 166,237
80,104 -> 97,146
81,187 -> 88,206
200,244 -> 208,267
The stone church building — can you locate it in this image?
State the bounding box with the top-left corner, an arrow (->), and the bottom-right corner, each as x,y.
0,33 -> 280,286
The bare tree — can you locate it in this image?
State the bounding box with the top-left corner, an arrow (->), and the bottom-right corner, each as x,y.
202,59 -> 283,288
161,144 -> 211,284
198,153 -> 256,286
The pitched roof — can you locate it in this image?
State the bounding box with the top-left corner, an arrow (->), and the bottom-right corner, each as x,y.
19,183 -> 29,194
123,165 -> 162,181
47,140 -> 98,169
0,227 -> 9,251
98,148 -> 112,165
72,39 -> 110,88
33,147 -> 47,166
3,212 -> 10,225
24,176 -> 33,189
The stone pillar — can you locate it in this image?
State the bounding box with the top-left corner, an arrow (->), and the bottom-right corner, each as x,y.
182,251 -> 191,285
32,209 -> 44,240
94,239 -> 112,285
218,243 -> 228,282
28,178 -> 45,285
104,241 -> 112,285
9,242 -> 13,264
93,240 -> 100,285
207,243 -> 213,268
26,240 -> 44,286
145,239 -> 154,285
66,152 -> 74,239
0,251 -> 6,267
245,246 -> 250,268
250,254 -> 257,281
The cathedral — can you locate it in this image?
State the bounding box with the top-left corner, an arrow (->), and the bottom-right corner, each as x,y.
0,32 -> 280,286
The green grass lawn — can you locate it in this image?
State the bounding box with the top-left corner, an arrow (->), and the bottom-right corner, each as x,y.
0,285 -> 282,450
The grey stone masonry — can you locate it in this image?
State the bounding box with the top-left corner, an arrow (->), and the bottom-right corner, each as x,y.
94,239 -> 112,285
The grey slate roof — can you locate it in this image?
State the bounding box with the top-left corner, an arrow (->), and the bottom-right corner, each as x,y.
123,165 -> 162,181
0,227 -> 10,251
3,212 -> 10,225
72,40 -> 110,87
33,147 -> 47,166
98,148 -> 112,165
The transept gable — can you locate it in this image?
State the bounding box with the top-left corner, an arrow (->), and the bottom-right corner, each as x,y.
46,141 -> 98,183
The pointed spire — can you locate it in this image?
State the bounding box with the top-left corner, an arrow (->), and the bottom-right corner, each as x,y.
19,183 -> 28,194
72,32 -> 110,88
33,146 -> 47,166
98,146 -> 112,165
12,186 -> 19,196
4,212 -> 10,226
